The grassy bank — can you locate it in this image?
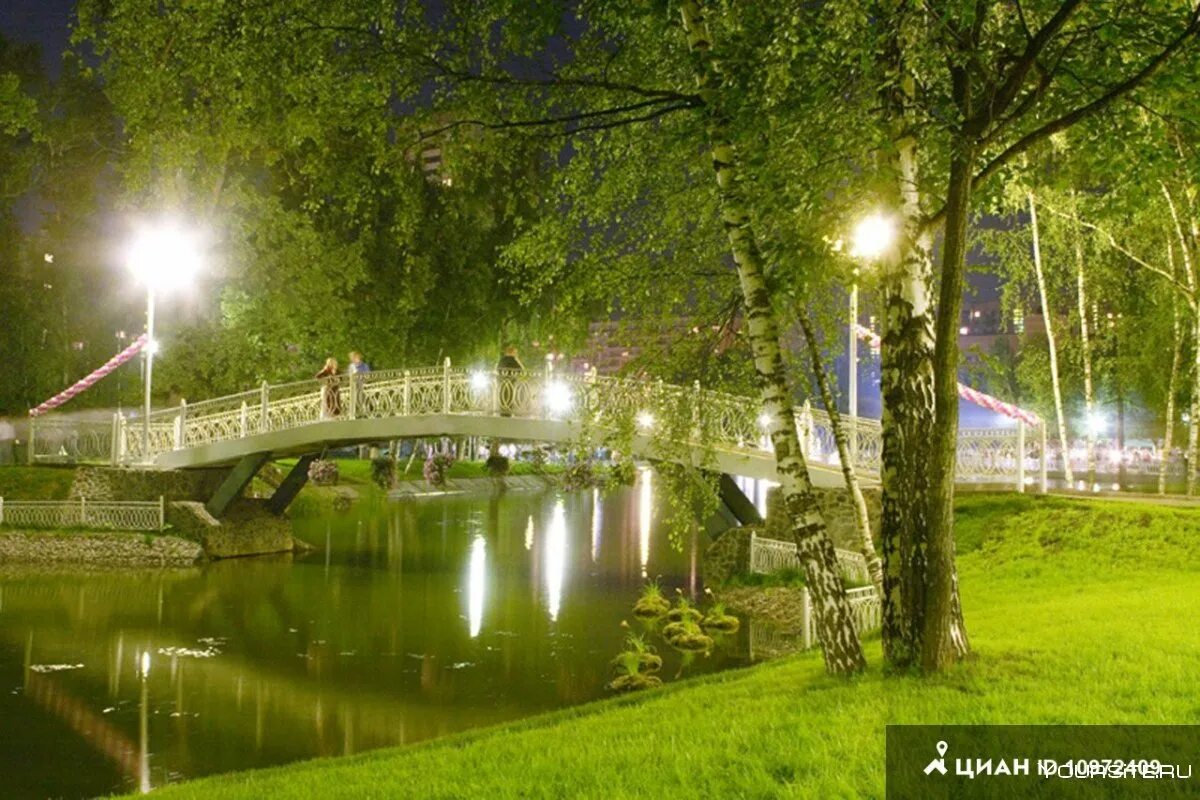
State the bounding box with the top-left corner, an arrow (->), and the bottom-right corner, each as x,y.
0,465 -> 76,500
140,493 -> 1200,798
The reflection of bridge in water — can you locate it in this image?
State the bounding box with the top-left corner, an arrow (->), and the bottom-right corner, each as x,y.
31,362 -> 1046,514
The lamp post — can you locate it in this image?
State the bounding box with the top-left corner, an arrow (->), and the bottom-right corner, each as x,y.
848,213 -> 897,462
127,221 -> 202,458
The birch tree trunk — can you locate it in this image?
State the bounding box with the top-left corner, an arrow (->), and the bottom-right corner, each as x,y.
1160,288 -> 1182,495
1074,220 -> 1097,489
1163,183 -> 1200,494
1190,313 -> 1200,496
1028,193 -> 1073,484
798,310 -> 883,593
879,136 -> 938,668
679,0 -> 865,675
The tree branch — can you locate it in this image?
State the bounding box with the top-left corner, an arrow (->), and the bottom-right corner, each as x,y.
924,3 -> 1200,230
1043,204 -> 1196,305
417,98 -> 700,142
983,0 -> 1084,125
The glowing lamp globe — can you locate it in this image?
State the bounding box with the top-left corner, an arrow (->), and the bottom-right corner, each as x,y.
850,213 -> 897,260
127,221 -> 203,292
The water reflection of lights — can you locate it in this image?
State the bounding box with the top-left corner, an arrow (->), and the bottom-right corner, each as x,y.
524,515 -> 534,550
545,500 -> 567,621
638,468 -> 652,577
591,488 -> 603,563
468,534 -> 486,638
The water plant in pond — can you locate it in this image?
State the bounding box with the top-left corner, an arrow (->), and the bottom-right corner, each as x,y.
665,589 -> 703,623
632,579 -> 670,618
664,619 -> 714,652
701,589 -> 740,632
610,632 -> 662,674
607,649 -> 663,693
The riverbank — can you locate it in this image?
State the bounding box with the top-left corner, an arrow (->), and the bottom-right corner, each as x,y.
140,493 -> 1200,798
0,530 -> 201,566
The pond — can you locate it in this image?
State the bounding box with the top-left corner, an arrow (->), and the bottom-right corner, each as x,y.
0,473 -> 776,798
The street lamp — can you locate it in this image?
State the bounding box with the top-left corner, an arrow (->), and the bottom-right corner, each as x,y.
126,220 -> 203,456
847,213 -> 897,461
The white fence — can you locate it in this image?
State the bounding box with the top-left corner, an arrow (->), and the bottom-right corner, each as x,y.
748,532 -> 871,584
747,585 -> 881,658
0,497 -> 165,531
745,532 -> 881,654
28,358 -> 1045,491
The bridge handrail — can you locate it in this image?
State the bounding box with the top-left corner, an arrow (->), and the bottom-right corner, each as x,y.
28,360 -> 1044,493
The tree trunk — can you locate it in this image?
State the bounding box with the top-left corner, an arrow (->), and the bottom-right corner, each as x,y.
679,0 -> 865,675
798,309 -> 883,593
1190,312 -> 1200,496
925,140 -> 975,671
1028,192 -> 1072,484
1160,278 -> 1182,496
878,53 -> 938,669
1074,219 -> 1096,489
1163,183 -> 1200,495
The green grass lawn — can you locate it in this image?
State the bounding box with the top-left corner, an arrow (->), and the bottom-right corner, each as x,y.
140,493 -> 1200,799
0,465 -> 76,500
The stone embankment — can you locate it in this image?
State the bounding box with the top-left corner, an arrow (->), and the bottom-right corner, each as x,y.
0,531 -> 202,567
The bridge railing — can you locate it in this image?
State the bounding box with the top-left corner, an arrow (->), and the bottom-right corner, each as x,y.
28,417 -> 113,464
27,360 -> 1045,492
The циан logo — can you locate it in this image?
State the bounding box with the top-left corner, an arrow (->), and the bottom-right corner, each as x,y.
924,740 -> 949,776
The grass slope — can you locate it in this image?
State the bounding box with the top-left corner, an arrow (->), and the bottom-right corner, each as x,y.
139,494 -> 1200,799
0,466 -> 76,500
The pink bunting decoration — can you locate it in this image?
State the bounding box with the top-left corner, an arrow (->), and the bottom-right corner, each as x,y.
29,334 -> 149,417
854,324 -> 1040,426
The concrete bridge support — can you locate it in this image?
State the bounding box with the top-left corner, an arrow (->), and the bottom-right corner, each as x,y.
204,452 -> 270,518
267,455 -> 316,515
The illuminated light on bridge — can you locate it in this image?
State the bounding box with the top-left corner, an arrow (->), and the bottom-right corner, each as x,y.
757,412 -> 773,431
544,380 -> 573,416
469,371 -> 490,392
544,500 -> 567,621
636,411 -> 655,431
467,534 -> 486,638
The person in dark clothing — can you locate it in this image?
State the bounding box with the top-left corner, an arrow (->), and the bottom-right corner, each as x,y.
497,345 -> 524,416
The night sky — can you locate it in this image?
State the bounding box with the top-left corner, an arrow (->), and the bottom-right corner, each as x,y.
0,0 -> 75,76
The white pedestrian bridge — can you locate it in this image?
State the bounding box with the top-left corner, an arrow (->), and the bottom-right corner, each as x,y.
30,361 -> 1045,494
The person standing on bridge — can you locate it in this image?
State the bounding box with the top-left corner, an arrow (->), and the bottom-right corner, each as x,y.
497,345 -> 524,417
316,357 -> 342,418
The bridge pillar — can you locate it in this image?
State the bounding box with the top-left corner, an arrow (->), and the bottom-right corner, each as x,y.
267,454 -> 317,515
716,473 -> 765,527
205,452 -> 271,519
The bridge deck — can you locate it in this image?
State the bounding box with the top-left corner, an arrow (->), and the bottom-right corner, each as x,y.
29,363 -> 1042,491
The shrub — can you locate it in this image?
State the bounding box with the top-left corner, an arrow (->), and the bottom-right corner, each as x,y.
423,453 -> 455,488
485,454 -> 510,477
561,459 -> 598,491
370,456 -> 395,490
307,459 -> 339,486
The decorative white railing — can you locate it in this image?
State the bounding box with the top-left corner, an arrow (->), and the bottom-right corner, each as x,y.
26,417 -> 114,464
28,358 -> 1045,490
0,497 -> 165,531
748,532 -> 871,584
746,585 -> 881,659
